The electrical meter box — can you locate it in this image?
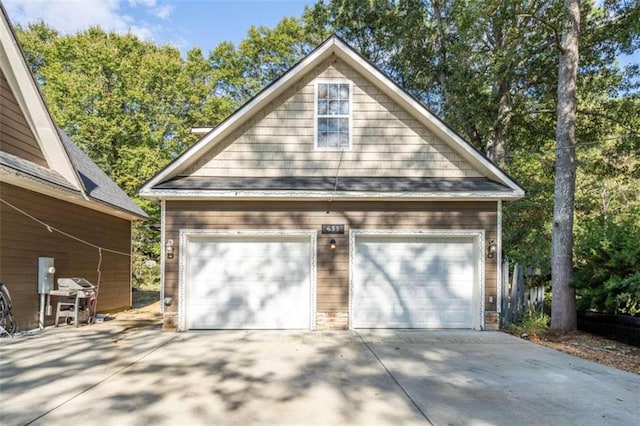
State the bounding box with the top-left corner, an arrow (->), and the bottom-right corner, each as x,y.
37,257 -> 55,294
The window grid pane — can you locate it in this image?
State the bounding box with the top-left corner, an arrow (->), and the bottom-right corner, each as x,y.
317,83 -> 350,149
318,84 -> 328,100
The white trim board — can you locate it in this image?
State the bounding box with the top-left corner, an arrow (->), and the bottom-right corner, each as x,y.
348,229 -> 485,330
0,9 -> 83,191
141,189 -> 521,201
497,200 -> 503,314
177,229 -> 317,331
160,200 -> 166,315
0,169 -> 145,221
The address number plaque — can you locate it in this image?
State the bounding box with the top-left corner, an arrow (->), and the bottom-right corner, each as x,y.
321,224 -> 345,234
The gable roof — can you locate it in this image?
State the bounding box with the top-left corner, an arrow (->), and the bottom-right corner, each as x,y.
140,35 -> 524,201
59,129 -> 148,217
0,5 -> 147,220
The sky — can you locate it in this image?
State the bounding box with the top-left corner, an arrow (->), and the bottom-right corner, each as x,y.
3,0 -> 317,55
3,0 -> 638,66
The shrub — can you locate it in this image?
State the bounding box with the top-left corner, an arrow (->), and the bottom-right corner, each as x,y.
508,310 -> 550,339
574,216 -> 640,315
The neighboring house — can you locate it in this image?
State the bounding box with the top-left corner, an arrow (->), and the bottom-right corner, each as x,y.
0,6 -> 147,331
140,36 -> 524,332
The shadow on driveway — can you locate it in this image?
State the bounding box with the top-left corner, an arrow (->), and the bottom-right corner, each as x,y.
1,326 -> 639,425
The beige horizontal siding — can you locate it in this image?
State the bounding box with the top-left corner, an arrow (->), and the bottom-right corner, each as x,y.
185,58 -> 482,179
195,166 -> 470,178
0,183 -> 132,331
0,71 -> 48,167
205,150 -> 456,162
164,200 -> 498,313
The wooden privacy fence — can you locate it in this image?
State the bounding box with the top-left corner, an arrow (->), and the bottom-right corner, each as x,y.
500,261 -> 545,328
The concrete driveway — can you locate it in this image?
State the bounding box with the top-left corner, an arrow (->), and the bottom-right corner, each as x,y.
1,321 -> 638,426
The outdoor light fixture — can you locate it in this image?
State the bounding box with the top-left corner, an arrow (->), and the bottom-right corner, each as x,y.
166,239 -> 175,259
487,240 -> 497,259
330,239 -> 337,251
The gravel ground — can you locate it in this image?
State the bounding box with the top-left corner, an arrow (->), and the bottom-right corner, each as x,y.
527,331 -> 640,375
124,291 -> 639,376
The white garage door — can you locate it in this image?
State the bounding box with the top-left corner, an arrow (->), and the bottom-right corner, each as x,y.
353,235 -> 477,328
186,235 -> 312,329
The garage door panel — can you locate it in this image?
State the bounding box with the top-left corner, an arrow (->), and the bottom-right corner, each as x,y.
190,283 -> 308,306
355,308 -> 470,328
188,304 -> 307,329
357,279 -> 473,301
353,236 -> 476,329
186,236 -> 311,329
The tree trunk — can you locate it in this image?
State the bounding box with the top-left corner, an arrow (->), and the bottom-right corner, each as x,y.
487,79 -> 511,168
551,0 -> 580,331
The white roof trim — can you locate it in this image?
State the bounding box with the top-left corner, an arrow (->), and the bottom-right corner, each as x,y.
1,170 -> 142,221
140,188 -> 523,202
140,36 -> 524,198
191,127 -> 214,134
0,10 -> 83,191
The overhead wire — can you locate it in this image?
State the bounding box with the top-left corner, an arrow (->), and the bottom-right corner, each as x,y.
1,197 -> 131,320
501,133 -> 638,162
552,134 -> 639,151
0,197 -> 131,257
334,148 -> 345,192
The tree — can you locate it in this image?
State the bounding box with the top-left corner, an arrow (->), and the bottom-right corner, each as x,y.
551,0 -> 581,330
210,17 -> 316,105
574,214 -> 640,315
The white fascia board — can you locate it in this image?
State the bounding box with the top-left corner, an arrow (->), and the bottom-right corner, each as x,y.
160,200 -> 166,315
330,38 -> 524,196
190,127 -> 214,134
139,188 -> 523,202
496,200 -> 503,314
0,16 -> 84,192
1,170 -> 143,221
140,38 -> 339,193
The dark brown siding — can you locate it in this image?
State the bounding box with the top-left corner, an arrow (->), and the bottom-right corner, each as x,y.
0,70 -> 48,167
165,200 -> 499,318
0,183 -> 132,330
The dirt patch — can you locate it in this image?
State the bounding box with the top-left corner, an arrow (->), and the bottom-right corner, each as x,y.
523,331 -> 640,375
109,290 -> 162,329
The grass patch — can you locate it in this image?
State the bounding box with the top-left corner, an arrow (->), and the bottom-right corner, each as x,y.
132,289 -> 160,308
508,310 -> 550,340
133,281 -> 160,292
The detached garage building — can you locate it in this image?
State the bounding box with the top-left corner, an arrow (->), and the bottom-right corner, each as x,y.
140,36 -> 524,332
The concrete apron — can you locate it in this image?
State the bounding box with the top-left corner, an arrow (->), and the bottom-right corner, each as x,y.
1,326 -> 639,426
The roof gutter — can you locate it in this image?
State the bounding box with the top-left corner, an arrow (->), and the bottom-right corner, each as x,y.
1,170 -> 147,221
140,188 -> 524,202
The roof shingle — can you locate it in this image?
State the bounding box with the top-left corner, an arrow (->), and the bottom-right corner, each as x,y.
154,176 -> 511,193
58,129 -> 147,218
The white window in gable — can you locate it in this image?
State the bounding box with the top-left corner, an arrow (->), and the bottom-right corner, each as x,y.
316,83 -> 351,149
